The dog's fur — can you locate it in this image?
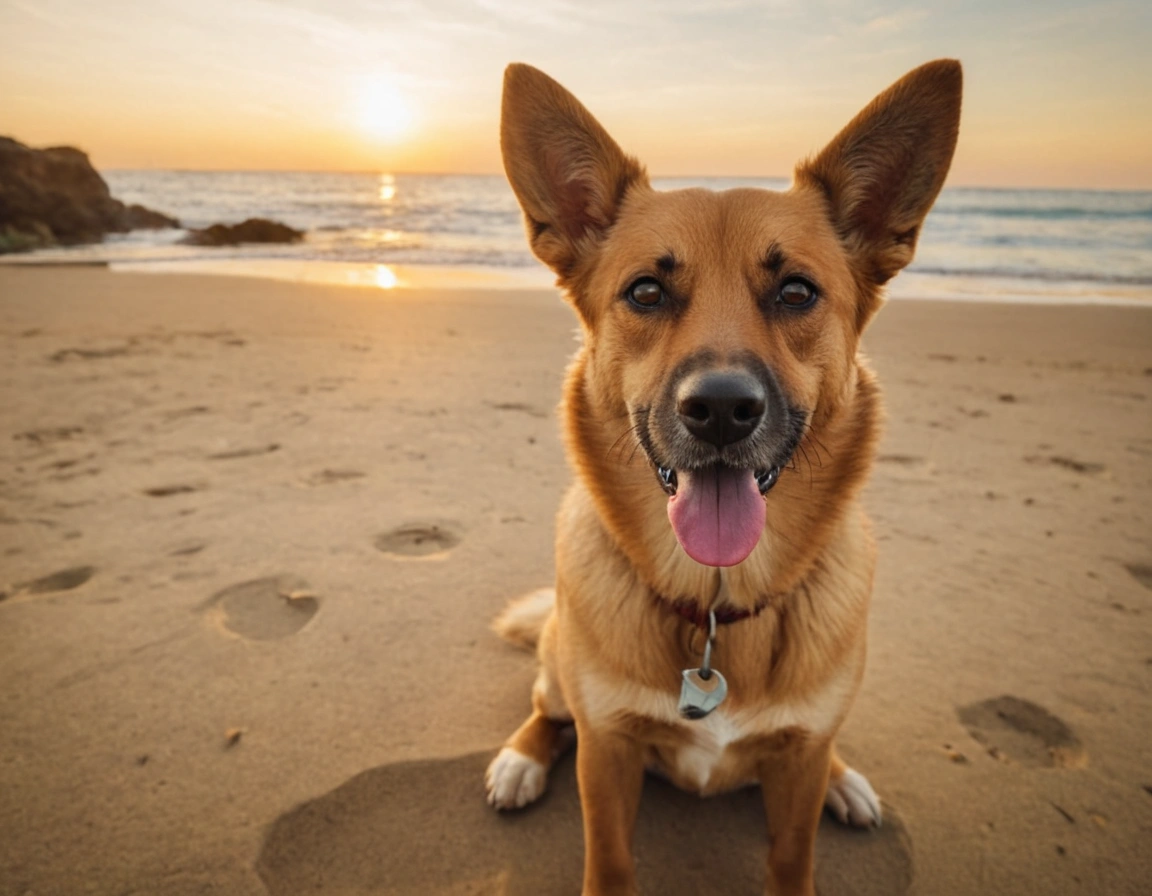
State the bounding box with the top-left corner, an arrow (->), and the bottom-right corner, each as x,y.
487,61 -> 961,895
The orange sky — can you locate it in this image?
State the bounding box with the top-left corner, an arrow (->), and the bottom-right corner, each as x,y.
2,0 -> 1150,189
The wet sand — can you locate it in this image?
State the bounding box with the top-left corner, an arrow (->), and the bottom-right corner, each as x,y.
1,266 -> 1150,895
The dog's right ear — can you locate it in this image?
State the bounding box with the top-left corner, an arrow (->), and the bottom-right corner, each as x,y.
501,64 -> 647,277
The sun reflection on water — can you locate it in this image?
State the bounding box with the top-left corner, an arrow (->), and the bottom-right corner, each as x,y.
373,264 -> 398,289
379,173 -> 396,202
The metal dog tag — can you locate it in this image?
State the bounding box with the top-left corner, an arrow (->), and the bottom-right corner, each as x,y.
677,608 -> 728,720
678,668 -> 728,720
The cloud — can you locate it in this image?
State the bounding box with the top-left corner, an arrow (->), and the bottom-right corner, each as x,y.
861,7 -> 928,33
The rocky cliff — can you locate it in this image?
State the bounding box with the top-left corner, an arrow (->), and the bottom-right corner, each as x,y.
0,136 -> 179,253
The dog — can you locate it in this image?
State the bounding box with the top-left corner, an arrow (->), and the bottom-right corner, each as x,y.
485,60 -> 961,896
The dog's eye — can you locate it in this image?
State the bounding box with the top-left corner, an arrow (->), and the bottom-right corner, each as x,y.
778,278 -> 817,309
626,278 -> 665,309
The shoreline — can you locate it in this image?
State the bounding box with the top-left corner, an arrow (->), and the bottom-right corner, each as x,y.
0,255 -> 1149,305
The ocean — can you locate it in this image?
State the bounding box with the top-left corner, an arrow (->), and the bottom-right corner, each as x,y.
10,171 -> 1152,303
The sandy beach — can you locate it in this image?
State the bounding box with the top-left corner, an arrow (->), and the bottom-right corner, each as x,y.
1,265 -> 1150,895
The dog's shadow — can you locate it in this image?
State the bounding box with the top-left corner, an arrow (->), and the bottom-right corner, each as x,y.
257,751 -> 912,895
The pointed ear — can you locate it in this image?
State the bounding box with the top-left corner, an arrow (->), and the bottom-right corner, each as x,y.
501,63 -> 647,277
796,59 -> 962,287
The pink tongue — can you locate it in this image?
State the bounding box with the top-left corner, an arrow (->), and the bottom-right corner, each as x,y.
667,467 -> 766,567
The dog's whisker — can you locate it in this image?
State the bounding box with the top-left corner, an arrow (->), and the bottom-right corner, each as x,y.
624,435 -> 646,467
797,442 -> 815,486
608,421 -> 647,466
606,424 -> 638,462
805,432 -> 833,467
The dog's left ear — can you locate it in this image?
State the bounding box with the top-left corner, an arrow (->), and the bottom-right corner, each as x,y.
796,59 -> 962,292
501,63 -> 648,278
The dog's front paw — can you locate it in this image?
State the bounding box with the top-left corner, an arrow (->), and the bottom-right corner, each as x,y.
485,747 -> 548,810
824,766 -> 882,828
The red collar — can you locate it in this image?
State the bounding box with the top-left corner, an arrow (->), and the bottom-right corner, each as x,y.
663,595 -> 770,629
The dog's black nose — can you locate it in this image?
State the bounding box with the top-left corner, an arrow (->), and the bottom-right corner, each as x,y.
676,372 -> 765,447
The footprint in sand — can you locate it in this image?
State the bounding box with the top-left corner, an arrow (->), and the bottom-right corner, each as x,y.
375,523 -> 462,558
1024,455 -> 1106,475
487,400 -> 549,419
143,484 -> 202,497
1124,563 -> 1152,591
876,454 -> 927,467
208,443 -> 280,460
957,696 -> 1086,769
3,565 -> 96,601
303,469 -> 366,487
15,426 -> 85,445
168,542 -> 207,557
257,751 -> 913,896
875,454 -> 934,480
204,576 -> 319,641
161,405 -> 211,421
41,454 -> 96,472
49,345 -> 135,362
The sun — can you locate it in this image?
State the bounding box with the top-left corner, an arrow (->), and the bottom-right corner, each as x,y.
355,79 -> 414,142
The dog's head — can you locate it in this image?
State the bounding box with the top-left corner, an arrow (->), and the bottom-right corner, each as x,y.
501,62 -> 961,569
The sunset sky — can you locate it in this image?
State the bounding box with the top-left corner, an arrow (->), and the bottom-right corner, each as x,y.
2,0 -> 1150,188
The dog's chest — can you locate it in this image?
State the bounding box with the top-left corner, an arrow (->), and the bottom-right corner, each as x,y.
654,710 -> 752,793
578,667 -> 853,794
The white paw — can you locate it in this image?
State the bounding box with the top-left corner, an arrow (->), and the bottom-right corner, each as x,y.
485,747 -> 548,810
824,766 -> 882,828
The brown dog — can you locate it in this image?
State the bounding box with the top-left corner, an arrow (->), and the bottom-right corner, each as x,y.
486,60 -> 961,895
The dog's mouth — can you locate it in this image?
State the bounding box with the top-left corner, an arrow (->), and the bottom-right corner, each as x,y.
652,463 -> 778,568
657,465 -> 779,497
632,390 -> 806,568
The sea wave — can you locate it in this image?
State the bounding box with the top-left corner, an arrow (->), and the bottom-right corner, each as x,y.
6,171 -> 1147,302
934,205 -> 1152,221
908,265 -> 1152,286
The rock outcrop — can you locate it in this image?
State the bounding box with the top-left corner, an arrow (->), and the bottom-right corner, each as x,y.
181,218 -> 304,247
0,136 -> 179,253
124,203 -> 178,231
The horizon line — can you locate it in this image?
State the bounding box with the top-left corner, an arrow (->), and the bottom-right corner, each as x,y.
98,168 -> 1152,194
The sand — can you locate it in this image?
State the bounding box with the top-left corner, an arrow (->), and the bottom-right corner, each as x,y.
0,265 -> 1150,896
